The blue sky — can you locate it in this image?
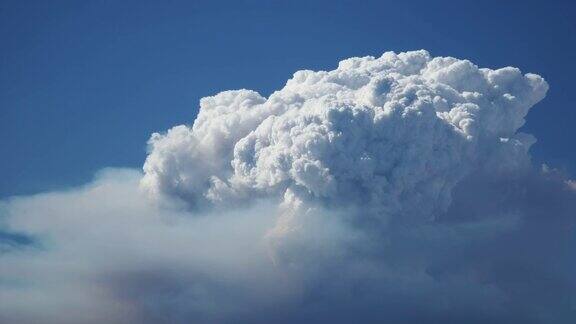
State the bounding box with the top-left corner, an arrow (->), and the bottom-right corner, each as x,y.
1,0 -> 575,197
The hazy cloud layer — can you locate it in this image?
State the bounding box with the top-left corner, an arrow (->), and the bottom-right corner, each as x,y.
1,51 -> 575,323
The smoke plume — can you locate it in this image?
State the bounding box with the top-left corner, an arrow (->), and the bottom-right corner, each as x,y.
1,51 -> 574,323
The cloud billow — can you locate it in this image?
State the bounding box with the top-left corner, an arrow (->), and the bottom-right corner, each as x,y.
142,49 -> 547,240
1,51 -> 574,324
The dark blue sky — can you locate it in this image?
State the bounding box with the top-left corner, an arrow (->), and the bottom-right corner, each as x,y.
1,0 -> 575,197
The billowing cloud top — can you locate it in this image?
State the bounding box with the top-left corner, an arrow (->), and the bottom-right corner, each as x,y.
143,50 -> 548,230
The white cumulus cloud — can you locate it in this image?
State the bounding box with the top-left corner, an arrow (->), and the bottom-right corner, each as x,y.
142,50 -> 548,242
1,50 -> 575,324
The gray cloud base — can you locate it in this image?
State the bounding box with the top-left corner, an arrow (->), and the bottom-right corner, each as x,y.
1,51 -> 575,323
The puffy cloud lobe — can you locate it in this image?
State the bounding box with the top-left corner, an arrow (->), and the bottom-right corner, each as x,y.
143,50 -> 548,231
